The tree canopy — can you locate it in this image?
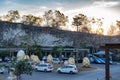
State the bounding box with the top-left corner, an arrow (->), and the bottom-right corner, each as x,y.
43,10 -> 68,29
72,14 -> 91,33
22,14 -> 42,26
10,58 -> 33,80
5,10 -> 20,22
0,9 -> 119,35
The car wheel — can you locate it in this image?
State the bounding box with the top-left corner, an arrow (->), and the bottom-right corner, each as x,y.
0,72 -> 3,74
35,68 -> 38,71
70,71 -> 73,74
58,70 -> 61,73
44,69 -> 47,72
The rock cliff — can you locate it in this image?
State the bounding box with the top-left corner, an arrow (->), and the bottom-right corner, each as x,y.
0,22 -> 120,48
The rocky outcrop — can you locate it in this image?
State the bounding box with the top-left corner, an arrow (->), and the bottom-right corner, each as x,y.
0,22 -> 73,47
0,22 -> 120,48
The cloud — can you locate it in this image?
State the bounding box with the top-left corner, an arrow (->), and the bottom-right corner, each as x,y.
53,2 -> 63,6
0,1 -> 46,16
40,6 -> 48,9
0,0 -> 120,19
93,1 -> 120,7
55,7 -> 64,11
4,0 -> 13,5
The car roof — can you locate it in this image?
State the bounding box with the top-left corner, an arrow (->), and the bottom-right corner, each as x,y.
94,51 -> 113,55
40,63 -> 52,65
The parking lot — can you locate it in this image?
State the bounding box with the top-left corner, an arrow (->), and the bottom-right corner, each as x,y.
0,62 -> 120,80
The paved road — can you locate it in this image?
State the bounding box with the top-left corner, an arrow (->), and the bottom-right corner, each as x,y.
0,63 -> 120,80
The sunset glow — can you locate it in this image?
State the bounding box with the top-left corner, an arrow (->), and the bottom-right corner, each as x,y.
66,2 -> 120,35
81,6 -> 119,35
0,0 -> 120,35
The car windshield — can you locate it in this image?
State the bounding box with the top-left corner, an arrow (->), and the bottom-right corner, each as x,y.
67,66 -> 73,68
94,54 -> 105,58
53,59 -> 58,61
62,66 -> 73,68
39,64 -> 47,67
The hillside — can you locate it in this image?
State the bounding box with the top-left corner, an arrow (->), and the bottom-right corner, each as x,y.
0,21 -> 120,48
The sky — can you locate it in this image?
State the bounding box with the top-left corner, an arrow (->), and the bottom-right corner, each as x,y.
0,0 -> 120,34
0,0 -> 120,16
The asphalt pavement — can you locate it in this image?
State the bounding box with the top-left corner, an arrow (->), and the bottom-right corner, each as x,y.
0,63 -> 120,80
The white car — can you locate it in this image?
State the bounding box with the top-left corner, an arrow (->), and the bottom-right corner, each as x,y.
52,58 -> 60,64
57,65 -> 78,74
0,67 -> 5,74
42,57 -> 61,64
35,63 -> 53,72
42,56 -> 47,62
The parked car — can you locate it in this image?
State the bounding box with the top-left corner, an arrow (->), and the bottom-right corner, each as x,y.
35,63 -> 53,72
5,62 -> 12,68
42,56 -> 47,62
42,56 -> 61,64
57,65 -> 78,74
52,58 -> 60,64
0,58 -> 2,62
4,57 -> 11,62
0,67 -> 5,74
27,62 -> 36,69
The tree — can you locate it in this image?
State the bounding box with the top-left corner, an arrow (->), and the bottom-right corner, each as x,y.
43,10 -> 68,29
72,14 -> 90,32
107,24 -> 116,35
52,46 -> 60,57
10,59 -> 33,80
116,20 -> 120,28
107,20 -> 120,35
19,35 -> 31,54
96,28 -> 104,35
94,18 -> 103,34
5,10 -> 20,22
96,18 -> 103,27
43,10 -> 53,27
22,14 -> 42,26
0,50 -> 9,61
34,17 -> 42,26
52,10 -> 68,29
72,14 -> 82,31
116,20 -> 120,34
90,17 -> 104,34
0,16 -> 2,21
32,46 -> 43,59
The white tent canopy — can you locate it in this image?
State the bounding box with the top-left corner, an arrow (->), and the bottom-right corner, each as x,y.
94,51 -> 113,55
17,50 -> 25,57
